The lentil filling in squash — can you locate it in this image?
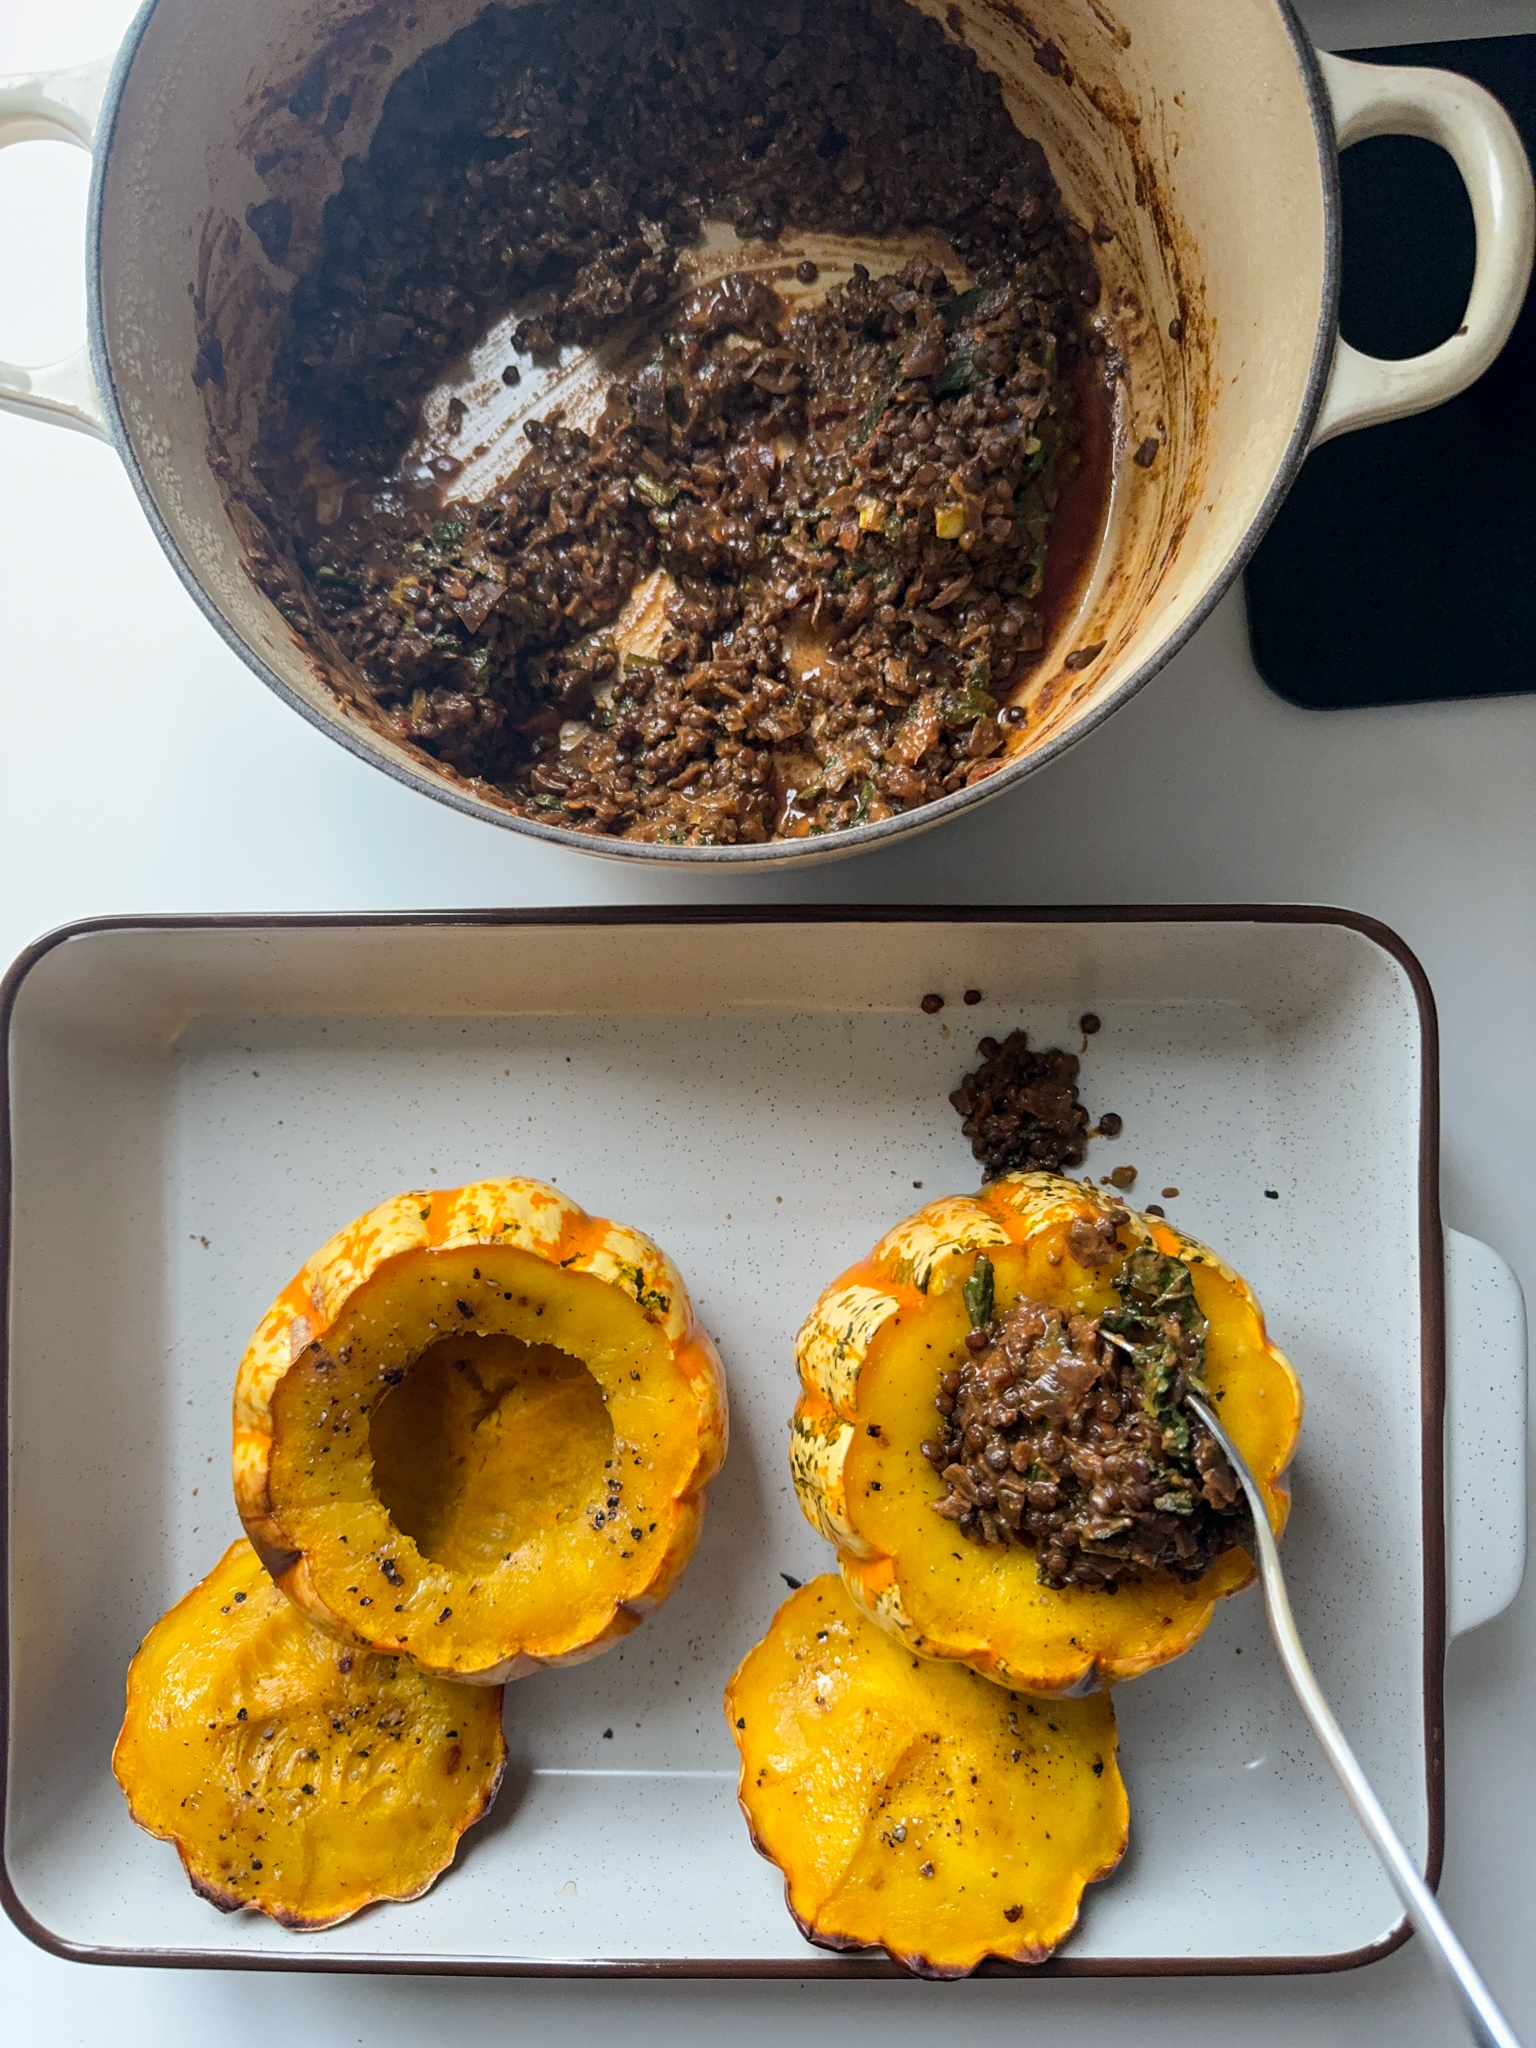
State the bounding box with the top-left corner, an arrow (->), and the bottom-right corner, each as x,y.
791,1173 -> 1300,1697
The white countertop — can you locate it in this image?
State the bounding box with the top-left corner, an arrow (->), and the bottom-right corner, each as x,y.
2,0 -> 1532,2040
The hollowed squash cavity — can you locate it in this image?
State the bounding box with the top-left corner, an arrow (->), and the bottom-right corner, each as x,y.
367,1334 -> 614,1573
235,1177 -> 727,1682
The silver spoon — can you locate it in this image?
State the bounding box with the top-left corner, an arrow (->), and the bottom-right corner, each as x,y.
1185,1388 -> 1522,2048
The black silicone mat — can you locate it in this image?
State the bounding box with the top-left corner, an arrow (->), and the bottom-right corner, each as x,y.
1245,35 -> 1534,710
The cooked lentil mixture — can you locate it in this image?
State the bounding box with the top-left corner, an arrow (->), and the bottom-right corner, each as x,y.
923,1245 -> 1242,1590
249,0 -> 1105,843
949,1027 -> 1094,1178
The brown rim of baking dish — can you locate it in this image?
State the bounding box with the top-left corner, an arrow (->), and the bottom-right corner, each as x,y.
0,906 -> 1443,1975
82,0 -> 1342,867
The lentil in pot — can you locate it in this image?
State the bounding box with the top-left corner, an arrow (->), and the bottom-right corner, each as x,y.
247,0 -> 1108,845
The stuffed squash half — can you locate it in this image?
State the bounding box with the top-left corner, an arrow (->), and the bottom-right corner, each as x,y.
791,1173 -> 1300,1696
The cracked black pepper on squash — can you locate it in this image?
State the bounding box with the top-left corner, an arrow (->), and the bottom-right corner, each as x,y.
249,0 -> 1105,843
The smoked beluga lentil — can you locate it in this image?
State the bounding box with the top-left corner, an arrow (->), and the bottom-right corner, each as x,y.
923,1248 -> 1242,1590
248,0 -> 1105,845
949,1027 -> 1092,1178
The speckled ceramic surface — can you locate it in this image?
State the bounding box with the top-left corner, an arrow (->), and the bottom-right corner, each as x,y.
2,912 -> 1525,1972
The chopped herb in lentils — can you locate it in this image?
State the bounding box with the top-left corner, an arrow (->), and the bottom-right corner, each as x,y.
924,1247 -> 1243,1589
249,0 -> 1102,844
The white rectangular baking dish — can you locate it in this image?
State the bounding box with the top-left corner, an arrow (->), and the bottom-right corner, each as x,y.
1,910 -> 1525,1976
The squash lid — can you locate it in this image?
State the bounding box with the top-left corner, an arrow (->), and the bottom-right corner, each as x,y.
112,1540 -> 505,1930
726,1576 -> 1127,1976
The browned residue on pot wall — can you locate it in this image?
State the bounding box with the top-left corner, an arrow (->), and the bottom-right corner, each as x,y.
234,1 -> 407,279
190,2 -> 463,742
192,200 -> 404,740
962,0 -> 1214,759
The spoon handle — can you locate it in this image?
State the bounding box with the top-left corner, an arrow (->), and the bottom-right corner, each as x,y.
1185,1394 -> 1522,2048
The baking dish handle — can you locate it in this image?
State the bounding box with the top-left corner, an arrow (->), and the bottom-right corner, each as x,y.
0,56 -> 113,440
1444,1228 -> 1528,1640
1311,50 -> 1535,448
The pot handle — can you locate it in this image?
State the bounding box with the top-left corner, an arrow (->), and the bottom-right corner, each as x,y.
1444,1228 -> 1528,1640
1311,52 -> 1535,446
0,56 -> 114,440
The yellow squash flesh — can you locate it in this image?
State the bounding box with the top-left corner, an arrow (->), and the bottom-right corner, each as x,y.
234,1176 -> 727,1682
112,1540 -> 505,1929
726,1575 -> 1127,1976
791,1173 -> 1301,1695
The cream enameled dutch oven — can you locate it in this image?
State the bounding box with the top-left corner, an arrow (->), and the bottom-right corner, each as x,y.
1,0 -> 1531,865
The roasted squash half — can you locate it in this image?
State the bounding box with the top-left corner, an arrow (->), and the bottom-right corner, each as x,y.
112,1540 -> 505,1929
234,1177 -> 727,1682
791,1173 -> 1300,1695
726,1575 -> 1126,1976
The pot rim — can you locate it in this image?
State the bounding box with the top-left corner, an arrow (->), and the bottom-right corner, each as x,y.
85,0 -> 1342,867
